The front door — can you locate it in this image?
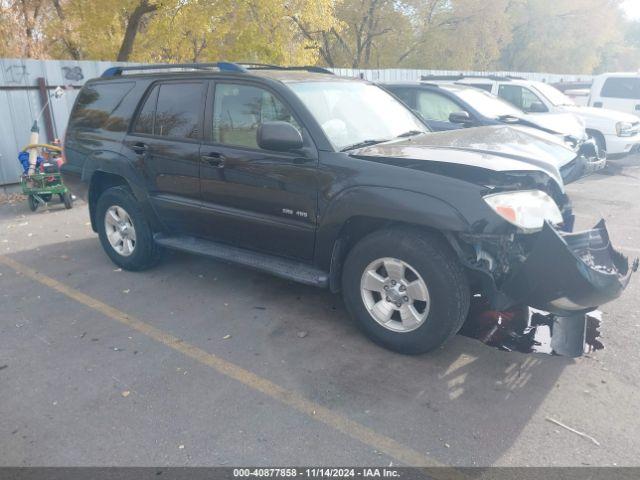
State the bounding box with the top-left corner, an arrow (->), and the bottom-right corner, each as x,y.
124,81 -> 206,234
199,81 -> 318,260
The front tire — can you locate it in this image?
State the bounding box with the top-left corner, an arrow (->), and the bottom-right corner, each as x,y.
96,186 -> 160,271
342,228 -> 470,354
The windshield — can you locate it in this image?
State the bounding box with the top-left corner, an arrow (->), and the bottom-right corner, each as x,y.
288,81 -> 427,151
532,82 -> 576,106
452,87 -> 525,119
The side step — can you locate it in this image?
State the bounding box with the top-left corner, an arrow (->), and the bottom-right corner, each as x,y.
154,234 -> 329,288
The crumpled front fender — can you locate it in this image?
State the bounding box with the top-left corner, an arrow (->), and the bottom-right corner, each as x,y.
500,220 -> 637,316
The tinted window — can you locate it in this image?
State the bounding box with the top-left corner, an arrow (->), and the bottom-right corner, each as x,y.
389,88 -> 414,106
601,77 -> 640,99
498,84 -> 546,112
213,84 -> 299,148
154,83 -> 203,139
70,82 -> 135,131
133,85 -> 158,135
415,90 -> 463,122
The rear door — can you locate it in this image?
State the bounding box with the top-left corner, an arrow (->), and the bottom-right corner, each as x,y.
198,80 -> 318,260
124,81 -> 206,234
593,76 -> 640,116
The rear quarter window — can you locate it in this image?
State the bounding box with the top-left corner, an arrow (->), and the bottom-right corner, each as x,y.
69,81 -> 136,131
600,77 -> 640,99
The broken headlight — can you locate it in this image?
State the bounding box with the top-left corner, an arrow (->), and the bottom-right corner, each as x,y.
483,190 -> 563,232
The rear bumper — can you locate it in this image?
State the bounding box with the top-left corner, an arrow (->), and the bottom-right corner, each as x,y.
500,220 -> 636,316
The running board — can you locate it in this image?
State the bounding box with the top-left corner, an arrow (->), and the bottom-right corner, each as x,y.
154,234 -> 329,288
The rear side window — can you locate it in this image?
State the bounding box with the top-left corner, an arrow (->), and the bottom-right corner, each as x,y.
70,82 -> 135,131
155,83 -> 203,139
132,82 -> 204,139
601,77 -> 640,99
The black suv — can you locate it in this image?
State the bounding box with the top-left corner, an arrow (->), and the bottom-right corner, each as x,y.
62,62 -> 635,355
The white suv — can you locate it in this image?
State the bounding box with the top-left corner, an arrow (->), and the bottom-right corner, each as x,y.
428,75 -> 640,159
589,73 -> 640,117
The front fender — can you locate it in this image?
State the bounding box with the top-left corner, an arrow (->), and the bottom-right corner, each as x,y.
315,185 -> 470,268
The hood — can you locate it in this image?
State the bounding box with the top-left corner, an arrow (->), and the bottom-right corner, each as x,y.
562,105 -> 640,123
522,112 -> 587,140
352,125 -> 575,189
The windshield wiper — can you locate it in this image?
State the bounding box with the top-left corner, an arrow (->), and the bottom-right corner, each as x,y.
340,139 -> 389,152
396,130 -> 425,138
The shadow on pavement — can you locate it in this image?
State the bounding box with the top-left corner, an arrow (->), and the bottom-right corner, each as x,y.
3,238 -> 571,465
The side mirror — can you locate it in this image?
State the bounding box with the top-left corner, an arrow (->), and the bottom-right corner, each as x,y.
449,111 -> 472,124
257,121 -> 303,152
528,101 -> 547,113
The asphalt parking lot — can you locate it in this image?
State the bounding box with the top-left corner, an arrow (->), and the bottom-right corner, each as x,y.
1,156 -> 640,467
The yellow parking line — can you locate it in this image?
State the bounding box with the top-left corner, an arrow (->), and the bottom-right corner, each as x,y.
0,255 -> 446,468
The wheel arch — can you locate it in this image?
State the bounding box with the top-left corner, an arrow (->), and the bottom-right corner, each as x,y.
586,129 -> 606,152
320,186 -> 470,293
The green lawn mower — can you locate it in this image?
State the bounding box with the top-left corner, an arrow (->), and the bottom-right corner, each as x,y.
19,143 -> 73,212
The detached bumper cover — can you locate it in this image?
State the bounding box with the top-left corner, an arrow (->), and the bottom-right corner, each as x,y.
500,220 -> 637,316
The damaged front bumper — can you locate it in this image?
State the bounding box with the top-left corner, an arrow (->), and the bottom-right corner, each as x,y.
499,219 -> 636,316
561,139 -> 607,184
458,220 -> 636,357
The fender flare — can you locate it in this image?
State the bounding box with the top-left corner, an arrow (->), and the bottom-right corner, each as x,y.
83,150 -> 162,232
316,185 -> 470,271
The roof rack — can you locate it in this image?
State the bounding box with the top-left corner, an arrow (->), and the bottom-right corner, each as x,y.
101,61 -> 334,78
420,74 -> 524,82
240,63 -> 334,75
101,62 -> 247,78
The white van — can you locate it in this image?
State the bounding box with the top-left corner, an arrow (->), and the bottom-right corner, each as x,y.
589,73 -> 640,117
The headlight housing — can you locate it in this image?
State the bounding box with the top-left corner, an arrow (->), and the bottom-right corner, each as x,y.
483,190 -> 563,232
616,121 -> 635,137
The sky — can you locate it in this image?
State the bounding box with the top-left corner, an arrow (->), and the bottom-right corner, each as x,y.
622,0 -> 640,19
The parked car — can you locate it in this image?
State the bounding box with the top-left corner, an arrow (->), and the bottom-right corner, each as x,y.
589,72 -> 640,118
426,75 -> 640,159
61,62 -> 635,355
382,81 -> 605,183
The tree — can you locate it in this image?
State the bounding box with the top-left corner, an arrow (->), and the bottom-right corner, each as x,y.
501,0 -> 626,73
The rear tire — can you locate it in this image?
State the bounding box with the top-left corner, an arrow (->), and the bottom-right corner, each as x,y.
62,192 -> 73,209
96,186 -> 160,271
28,195 -> 38,212
341,228 -> 470,354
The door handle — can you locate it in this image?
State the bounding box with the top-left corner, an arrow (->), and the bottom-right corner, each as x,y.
130,142 -> 148,155
201,152 -> 225,168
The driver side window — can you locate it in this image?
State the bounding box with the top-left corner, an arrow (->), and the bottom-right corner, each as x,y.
212,84 -> 300,149
498,85 -> 546,113
415,91 -> 464,122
